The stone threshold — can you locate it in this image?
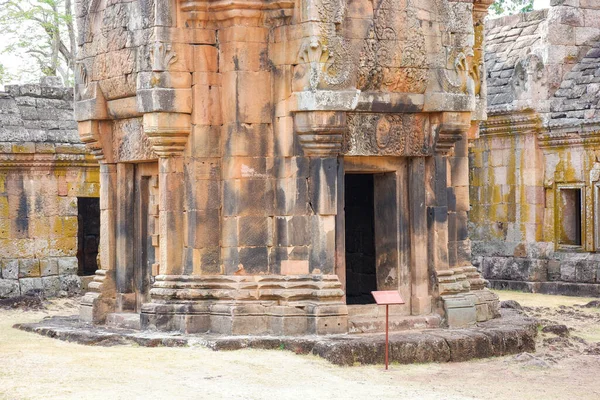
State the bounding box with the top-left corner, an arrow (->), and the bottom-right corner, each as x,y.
14,309 -> 537,366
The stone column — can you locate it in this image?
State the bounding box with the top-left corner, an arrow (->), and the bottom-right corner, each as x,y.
75,65 -> 114,322
78,120 -> 116,323
294,111 -> 346,274
435,111 -> 499,326
293,110 -> 348,334
115,162 -> 135,309
143,113 -> 191,275
409,157 -> 432,315
137,37 -> 193,276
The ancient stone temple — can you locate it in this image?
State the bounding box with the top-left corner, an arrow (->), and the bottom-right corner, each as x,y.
76,0 -> 499,335
472,1 -> 600,297
0,77 -> 100,299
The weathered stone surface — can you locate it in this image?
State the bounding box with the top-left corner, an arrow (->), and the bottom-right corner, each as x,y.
0,79 -> 99,299
74,0 -> 499,335
542,324 -> 569,337
16,309 -> 536,366
0,279 -> 20,298
473,1 -> 600,298
501,300 -> 523,311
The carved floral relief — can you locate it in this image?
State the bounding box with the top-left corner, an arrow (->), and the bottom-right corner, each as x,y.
343,113 -> 431,156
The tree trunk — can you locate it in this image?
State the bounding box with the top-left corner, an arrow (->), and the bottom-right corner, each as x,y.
65,0 -> 76,82
49,2 -> 60,76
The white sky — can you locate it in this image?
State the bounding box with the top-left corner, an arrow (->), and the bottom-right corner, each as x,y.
534,0 -> 551,8
0,0 -> 554,88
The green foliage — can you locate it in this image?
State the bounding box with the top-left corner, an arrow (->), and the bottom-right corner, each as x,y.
0,0 -> 75,85
489,0 -> 534,16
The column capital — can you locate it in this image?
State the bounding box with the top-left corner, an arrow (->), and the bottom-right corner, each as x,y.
294,110 -> 346,157
432,112 -> 471,155
143,112 -> 191,157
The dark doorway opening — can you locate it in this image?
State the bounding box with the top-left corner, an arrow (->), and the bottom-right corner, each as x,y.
558,188 -> 582,247
77,197 -> 100,276
344,174 -> 377,304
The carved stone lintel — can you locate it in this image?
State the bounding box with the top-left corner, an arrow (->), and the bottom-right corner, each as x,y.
294,111 -> 346,157
143,112 -> 191,156
342,113 -> 432,157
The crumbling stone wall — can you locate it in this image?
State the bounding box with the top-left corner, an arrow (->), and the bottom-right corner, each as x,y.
0,77 -> 99,298
472,0 -> 600,297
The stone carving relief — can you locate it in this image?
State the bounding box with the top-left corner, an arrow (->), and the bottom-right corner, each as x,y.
470,57 -> 483,96
342,113 -> 431,156
429,0 -> 480,97
436,0 -> 473,34
113,117 -> 157,162
76,62 -> 89,87
299,0 -> 351,89
436,48 -> 475,95
148,42 -> 178,72
297,37 -> 345,91
511,53 -> 544,97
356,0 -> 427,93
75,62 -> 91,101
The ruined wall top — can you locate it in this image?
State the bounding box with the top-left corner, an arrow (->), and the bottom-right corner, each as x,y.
549,41 -> 600,126
485,2 -> 600,121
0,77 -> 81,145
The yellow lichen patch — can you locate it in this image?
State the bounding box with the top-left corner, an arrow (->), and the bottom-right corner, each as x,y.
67,182 -> 100,198
86,169 -> 100,183
0,219 -> 9,239
0,196 -> 8,218
0,238 -> 35,258
61,216 -> 78,237
48,237 -> 77,257
49,217 -> 64,238
11,143 -> 35,153
29,217 -> 50,238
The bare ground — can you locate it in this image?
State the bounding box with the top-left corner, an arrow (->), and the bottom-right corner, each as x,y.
1,291 -> 599,400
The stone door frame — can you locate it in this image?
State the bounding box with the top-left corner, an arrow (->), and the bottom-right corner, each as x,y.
335,156 -> 412,314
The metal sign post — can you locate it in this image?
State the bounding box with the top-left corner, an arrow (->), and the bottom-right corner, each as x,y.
371,290 -> 405,370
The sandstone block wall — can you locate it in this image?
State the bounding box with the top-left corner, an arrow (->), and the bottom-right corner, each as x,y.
472,1 -> 600,297
74,0 -> 501,334
0,77 -> 99,298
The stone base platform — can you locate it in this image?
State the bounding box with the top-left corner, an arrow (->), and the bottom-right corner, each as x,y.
14,309 -> 536,366
489,280 -> 600,297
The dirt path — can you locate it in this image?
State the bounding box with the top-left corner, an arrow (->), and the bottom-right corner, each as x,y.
1,292 -> 599,400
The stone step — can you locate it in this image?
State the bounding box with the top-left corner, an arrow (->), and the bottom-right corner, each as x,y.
348,316 -> 441,334
80,276 -> 95,292
347,304 -> 407,318
348,311 -> 441,334
106,313 -> 141,330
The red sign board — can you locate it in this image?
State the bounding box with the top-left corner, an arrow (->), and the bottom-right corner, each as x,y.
371,290 -> 405,305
